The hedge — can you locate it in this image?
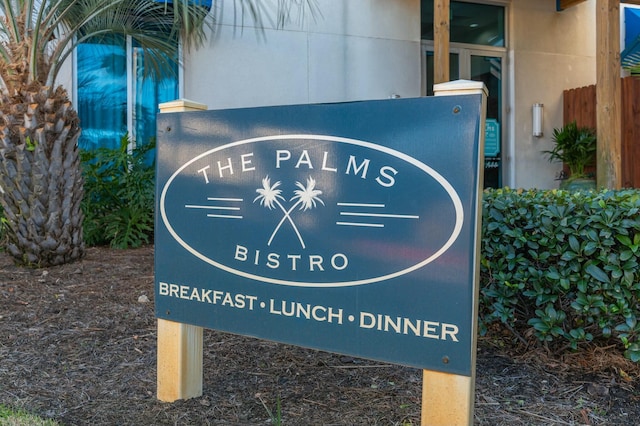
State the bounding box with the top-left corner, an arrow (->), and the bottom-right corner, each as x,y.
480,187 -> 640,361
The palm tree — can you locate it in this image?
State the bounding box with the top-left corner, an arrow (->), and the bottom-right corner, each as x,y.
0,0 -> 317,266
254,175 -> 305,248
255,176 -> 324,249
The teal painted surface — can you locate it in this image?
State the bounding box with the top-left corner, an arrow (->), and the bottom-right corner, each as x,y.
155,96 -> 484,375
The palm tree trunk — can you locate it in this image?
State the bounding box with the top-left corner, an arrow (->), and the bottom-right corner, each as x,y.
0,84 -> 85,266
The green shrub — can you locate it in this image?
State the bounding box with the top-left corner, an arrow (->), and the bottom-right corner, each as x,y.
80,134 -> 155,249
481,187 -> 640,361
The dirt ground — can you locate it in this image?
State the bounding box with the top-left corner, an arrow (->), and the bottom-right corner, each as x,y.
1,245 -> 639,425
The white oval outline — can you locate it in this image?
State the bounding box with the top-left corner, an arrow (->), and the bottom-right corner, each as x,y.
160,134 -> 464,288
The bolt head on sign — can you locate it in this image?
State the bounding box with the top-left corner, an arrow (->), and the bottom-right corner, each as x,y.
155,95 -> 484,375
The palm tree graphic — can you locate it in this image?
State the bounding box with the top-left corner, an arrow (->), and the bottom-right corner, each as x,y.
254,176 -> 325,249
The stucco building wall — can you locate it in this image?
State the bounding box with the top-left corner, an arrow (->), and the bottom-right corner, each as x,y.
183,0 -> 422,110
507,0 -> 596,189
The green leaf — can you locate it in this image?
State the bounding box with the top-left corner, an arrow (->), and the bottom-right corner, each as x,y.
620,250 -> 634,262
585,264 -> 610,284
617,235 -> 632,246
568,235 -> 580,253
583,241 -> 598,256
625,343 -> 640,362
545,269 -> 560,280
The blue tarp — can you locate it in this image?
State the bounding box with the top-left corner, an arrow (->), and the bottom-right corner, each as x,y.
622,8 -> 640,69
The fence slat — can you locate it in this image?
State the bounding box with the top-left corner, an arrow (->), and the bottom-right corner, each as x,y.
563,78 -> 638,188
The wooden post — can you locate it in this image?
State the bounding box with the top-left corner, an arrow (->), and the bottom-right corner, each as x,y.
157,99 -> 208,403
428,80 -> 487,426
596,0 -> 622,189
157,318 -> 204,402
433,0 -> 450,85
422,372 -> 475,426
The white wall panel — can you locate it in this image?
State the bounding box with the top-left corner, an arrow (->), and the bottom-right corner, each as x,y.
307,33 -> 420,103
183,0 -> 421,109
184,25 -> 310,109
309,0 -> 419,40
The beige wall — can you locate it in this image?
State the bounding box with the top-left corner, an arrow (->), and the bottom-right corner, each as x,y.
508,0 -> 596,189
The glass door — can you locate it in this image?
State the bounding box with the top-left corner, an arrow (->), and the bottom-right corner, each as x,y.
470,52 -> 503,188
423,47 -> 505,188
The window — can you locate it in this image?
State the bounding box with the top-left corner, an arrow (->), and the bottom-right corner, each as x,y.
76,35 -> 179,151
421,0 -> 505,47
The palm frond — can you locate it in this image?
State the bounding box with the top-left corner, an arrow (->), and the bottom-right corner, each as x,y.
276,0 -> 321,28
0,0 -> 21,44
222,0 -> 320,32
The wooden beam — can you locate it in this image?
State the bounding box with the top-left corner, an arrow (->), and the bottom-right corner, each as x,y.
557,0 -> 588,11
433,0 -> 450,85
596,0 -> 622,189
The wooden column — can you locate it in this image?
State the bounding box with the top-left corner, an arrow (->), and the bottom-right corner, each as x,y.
434,0 -> 450,85
157,99 -> 207,403
596,0 -> 622,189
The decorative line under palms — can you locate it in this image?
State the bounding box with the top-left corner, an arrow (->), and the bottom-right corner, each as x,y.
254,176 -> 325,249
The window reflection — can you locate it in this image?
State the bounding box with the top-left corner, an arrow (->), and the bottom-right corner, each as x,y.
77,36 -> 179,152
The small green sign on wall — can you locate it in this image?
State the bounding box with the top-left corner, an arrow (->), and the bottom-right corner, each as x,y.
485,118 -> 500,157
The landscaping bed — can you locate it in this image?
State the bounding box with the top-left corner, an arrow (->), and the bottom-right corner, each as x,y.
0,245 -> 639,425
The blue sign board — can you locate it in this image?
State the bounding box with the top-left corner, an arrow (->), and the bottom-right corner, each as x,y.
155,96 -> 484,375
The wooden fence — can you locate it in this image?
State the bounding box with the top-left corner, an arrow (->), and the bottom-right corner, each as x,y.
563,77 -> 639,188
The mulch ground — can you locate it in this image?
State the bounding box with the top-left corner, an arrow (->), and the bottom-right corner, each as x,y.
1,245 -> 639,425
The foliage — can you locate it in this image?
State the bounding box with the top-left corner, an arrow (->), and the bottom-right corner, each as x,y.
543,121 -> 597,180
0,0 -> 212,92
81,135 -> 155,249
0,0 -> 206,266
0,404 -> 59,426
481,187 -> 640,362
